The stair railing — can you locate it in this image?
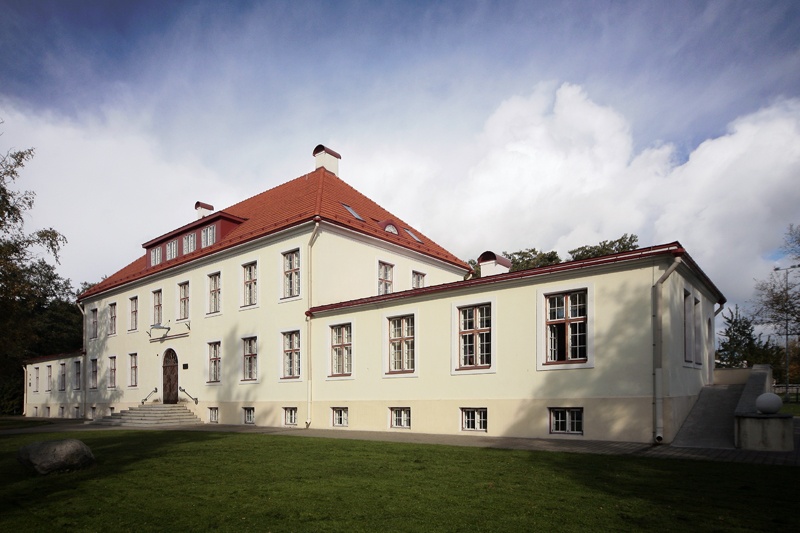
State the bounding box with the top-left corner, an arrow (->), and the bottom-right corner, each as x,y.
141,387 -> 158,405
179,386 -> 198,405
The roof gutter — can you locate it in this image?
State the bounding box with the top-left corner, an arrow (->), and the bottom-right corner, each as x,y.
652,254 -> 683,444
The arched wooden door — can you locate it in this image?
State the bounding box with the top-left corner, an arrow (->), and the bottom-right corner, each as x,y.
163,349 -> 179,404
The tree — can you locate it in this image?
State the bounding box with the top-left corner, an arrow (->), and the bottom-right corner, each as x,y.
716,306 -> 783,378
567,233 -> 639,261
0,131 -> 79,413
503,248 -> 562,272
751,225 -> 800,359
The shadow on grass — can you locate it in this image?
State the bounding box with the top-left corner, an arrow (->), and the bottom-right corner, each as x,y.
0,429 -> 228,524
518,449 -> 799,531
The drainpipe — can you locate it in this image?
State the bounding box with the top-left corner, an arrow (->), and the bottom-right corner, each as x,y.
305,218 -> 321,428
653,255 -> 682,444
76,302 -> 87,420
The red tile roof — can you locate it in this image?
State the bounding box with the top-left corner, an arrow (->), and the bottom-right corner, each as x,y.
79,167 -> 470,301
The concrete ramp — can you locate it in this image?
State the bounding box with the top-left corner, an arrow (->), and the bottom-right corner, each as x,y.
671,384 -> 744,449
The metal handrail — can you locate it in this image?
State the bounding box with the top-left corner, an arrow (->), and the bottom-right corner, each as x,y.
179,386 -> 198,405
141,387 -> 158,405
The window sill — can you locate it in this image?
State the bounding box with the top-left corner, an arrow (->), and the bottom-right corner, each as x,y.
329,373 -> 352,378
240,379 -> 258,383
280,295 -> 302,303
280,376 -> 300,380
205,311 -> 222,317
456,365 -> 492,371
544,359 -> 588,365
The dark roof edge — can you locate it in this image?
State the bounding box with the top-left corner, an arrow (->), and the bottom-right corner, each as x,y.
308,242 -> 726,315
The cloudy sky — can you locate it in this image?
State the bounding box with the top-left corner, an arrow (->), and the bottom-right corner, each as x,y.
2,0 -> 799,315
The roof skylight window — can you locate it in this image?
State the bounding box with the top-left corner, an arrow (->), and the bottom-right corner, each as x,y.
342,204 -> 364,221
404,228 -> 423,243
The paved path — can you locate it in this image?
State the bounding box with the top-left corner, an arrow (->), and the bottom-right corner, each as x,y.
4,416 -> 799,466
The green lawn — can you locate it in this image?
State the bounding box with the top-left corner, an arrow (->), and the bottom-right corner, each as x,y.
780,402 -> 800,416
1,430 -> 797,532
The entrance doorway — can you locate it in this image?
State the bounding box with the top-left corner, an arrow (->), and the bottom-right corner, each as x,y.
162,349 -> 179,404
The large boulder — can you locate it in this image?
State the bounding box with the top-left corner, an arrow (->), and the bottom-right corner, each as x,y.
17,439 -> 95,475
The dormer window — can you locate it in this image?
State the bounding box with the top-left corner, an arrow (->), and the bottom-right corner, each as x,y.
150,247 -> 162,266
166,240 -> 178,261
342,204 -> 364,221
202,225 -> 216,248
183,233 -> 196,254
385,224 -> 398,235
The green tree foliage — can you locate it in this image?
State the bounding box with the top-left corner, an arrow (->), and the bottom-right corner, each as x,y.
0,134 -> 81,413
716,307 -> 783,378
503,248 -> 562,272
567,233 -> 639,261
752,224 -> 800,346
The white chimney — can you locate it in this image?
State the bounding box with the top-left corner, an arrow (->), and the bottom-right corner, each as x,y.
477,251 -> 512,276
195,201 -> 214,219
313,144 -> 341,176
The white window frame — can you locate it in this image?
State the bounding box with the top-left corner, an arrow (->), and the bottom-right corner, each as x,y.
46,365 -> 52,391
34,367 -> 39,392
90,359 -> 97,389
450,298 -> 496,375
73,361 -> 81,390
243,407 -> 255,424
108,303 -> 117,336
129,354 -> 138,387
90,308 -> 98,339
208,341 -> 221,383
58,363 -> 66,391
242,337 -> 258,382
152,289 -> 163,325
208,272 -> 221,314
209,407 -> 219,423
166,239 -> 178,261
178,281 -> 190,321
242,261 -> 258,307
461,408 -> 488,432
550,407 -> 584,435
378,261 -> 393,295
108,356 -> 117,389
183,233 -> 196,254
284,407 -> 298,426
412,271 -> 426,289
201,224 -> 216,248
332,407 -> 349,427
150,246 -> 162,266
390,407 -> 411,429
283,249 -> 300,299
129,296 -> 138,331
536,284 -> 595,371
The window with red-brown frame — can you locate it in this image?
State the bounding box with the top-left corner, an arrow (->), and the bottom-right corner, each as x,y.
283,331 -> 300,378
330,324 -> 352,376
242,337 -> 257,381
388,315 -> 414,373
458,304 -> 491,368
545,291 -> 587,363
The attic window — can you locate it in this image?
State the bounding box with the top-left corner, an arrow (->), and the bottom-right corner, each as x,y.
404,229 -> 422,243
385,224 -> 398,235
342,204 -> 364,221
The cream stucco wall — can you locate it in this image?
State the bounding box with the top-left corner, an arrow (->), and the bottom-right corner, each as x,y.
24,234 -> 718,445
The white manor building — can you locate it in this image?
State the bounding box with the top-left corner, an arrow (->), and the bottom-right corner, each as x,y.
23,145 -> 725,443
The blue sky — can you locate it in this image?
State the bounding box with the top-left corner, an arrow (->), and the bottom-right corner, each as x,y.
2,0 -> 800,311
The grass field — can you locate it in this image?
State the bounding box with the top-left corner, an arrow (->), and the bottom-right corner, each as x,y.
1,430 -> 798,532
